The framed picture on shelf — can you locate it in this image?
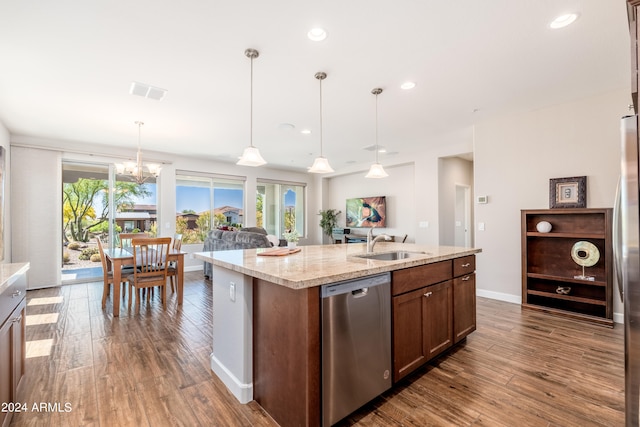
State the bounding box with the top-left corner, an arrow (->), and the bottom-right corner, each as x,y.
549,176 -> 586,209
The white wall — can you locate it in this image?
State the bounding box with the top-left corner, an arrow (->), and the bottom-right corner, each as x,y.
474,88 -> 629,316
0,120 -> 10,263
326,163 -> 416,242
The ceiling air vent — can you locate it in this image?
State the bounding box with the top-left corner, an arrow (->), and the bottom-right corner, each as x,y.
129,81 -> 167,101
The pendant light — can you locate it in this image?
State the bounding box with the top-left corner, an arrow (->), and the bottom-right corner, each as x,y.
115,121 -> 161,185
237,48 -> 267,167
365,88 -> 388,178
308,71 -> 334,173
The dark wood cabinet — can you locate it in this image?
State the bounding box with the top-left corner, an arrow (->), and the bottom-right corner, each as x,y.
392,256 -> 476,382
453,255 -> 476,343
629,1 -> 640,111
1,298 -> 26,427
521,208 -> 613,327
392,281 -> 453,382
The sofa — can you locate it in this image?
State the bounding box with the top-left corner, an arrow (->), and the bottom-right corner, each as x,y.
202,227 -> 273,279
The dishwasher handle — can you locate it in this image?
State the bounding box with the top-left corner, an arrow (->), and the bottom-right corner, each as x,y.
321,273 -> 390,298
352,288 -> 368,298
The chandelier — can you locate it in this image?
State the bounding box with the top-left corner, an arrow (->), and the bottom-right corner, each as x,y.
115,121 -> 161,185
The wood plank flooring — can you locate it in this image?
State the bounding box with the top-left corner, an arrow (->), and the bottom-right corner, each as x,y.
10,272 -> 624,426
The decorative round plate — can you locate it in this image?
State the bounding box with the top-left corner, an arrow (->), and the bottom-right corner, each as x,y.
571,241 -> 600,267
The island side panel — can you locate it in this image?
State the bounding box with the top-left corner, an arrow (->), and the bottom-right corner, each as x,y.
253,278 -> 321,427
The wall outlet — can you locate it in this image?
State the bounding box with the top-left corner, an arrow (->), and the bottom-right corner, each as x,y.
229,282 -> 236,302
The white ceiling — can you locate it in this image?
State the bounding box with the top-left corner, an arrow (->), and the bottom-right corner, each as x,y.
0,0 -> 630,174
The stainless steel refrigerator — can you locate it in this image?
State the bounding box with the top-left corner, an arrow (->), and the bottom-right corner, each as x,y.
617,114 -> 640,426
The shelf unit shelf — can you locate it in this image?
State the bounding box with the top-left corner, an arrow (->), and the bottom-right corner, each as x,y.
526,289 -> 606,306
521,208 -> 613,327
526,272 -> 607,287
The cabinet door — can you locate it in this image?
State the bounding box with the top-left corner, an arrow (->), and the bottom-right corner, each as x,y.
453,273 -> 476,343
393,287 -> 428,382
12,299 -> 26,394
0,316 -> 11,427
424,280 -> 453,358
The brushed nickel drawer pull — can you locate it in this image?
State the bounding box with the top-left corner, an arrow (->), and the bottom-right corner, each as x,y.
461,263 -> 471,268
11,290 -> 22,298
423,291 -> 433,297
462,276 -> 471,281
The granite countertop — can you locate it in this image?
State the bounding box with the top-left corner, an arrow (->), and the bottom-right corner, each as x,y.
0,262 -> 30,295
194,242 -> 481,290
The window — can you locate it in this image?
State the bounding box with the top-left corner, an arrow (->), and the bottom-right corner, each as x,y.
257,180 -> 305,239
176,172 -> 245,243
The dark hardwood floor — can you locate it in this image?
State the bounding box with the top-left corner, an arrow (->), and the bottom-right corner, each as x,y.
10,272 -> 624,426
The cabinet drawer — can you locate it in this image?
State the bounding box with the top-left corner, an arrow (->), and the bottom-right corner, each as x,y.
453,255 -> 475,277
392,260 -> 452,296
0,273 -> 27,327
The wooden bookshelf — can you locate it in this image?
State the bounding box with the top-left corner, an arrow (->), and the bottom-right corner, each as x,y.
521,208 -> 613,327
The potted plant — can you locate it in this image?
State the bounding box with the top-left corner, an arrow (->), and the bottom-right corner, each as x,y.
283,229 -> 300,249
318,209 -> 341,243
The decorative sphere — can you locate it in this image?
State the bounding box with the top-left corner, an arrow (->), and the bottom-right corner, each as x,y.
536,221 -> 552,233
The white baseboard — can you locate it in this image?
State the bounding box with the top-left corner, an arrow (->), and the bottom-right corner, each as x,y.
614,312 -> 624,324
185,265 -> 203,273
210,352 -> 253,404
476,289 -> 521,304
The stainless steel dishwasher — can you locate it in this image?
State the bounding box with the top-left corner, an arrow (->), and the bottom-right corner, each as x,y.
321,273 -> 392,426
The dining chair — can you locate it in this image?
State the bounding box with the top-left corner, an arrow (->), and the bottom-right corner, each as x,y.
167,233 -> 183,293
126,237 -> 172,313
118,232 -> 149,249
96,236 -> 129,309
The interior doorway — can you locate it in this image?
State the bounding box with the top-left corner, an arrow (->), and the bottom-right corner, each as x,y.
455,184 -> 472,247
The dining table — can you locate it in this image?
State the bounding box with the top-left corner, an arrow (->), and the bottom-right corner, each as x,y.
104,246 -> 186,317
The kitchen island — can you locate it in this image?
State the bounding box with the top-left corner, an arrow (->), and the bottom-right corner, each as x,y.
194,242 -> 480,427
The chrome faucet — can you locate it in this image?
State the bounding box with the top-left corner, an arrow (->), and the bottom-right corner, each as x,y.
367,228 -> 392,253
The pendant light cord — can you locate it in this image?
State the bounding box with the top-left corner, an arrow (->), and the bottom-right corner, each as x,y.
250,54 -> 254,148
375,93 -> 379,163
319,77 -> 323,156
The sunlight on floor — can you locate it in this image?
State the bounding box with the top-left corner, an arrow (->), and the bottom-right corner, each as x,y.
26,339 -> 54,358
26,313 -> 59,326
27,296 -> 64,306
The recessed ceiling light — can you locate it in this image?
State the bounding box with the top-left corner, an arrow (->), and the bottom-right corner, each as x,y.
550,13 -> 578,29
308,28 -> 327,41
401,81 -> 416,90
378,148 -> 387,153
301,129 -> 312,135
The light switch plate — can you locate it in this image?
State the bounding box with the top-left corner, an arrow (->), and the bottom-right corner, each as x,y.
478,222 -> 485,231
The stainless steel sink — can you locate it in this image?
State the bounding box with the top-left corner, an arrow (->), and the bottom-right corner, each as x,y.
354,251 -> 427,261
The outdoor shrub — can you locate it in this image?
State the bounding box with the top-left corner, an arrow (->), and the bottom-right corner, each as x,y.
63,252 -> 70,264
79,247 -> 99,260
67,242 -> 82,251
89,253 -> 101,263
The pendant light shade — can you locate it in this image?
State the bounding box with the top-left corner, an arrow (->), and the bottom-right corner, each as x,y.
308,71 -> 334,174
365,87 -> 388,179
237,48 -> 267,167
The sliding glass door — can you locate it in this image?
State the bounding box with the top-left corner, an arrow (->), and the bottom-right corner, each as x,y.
61,161 -> 158,284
